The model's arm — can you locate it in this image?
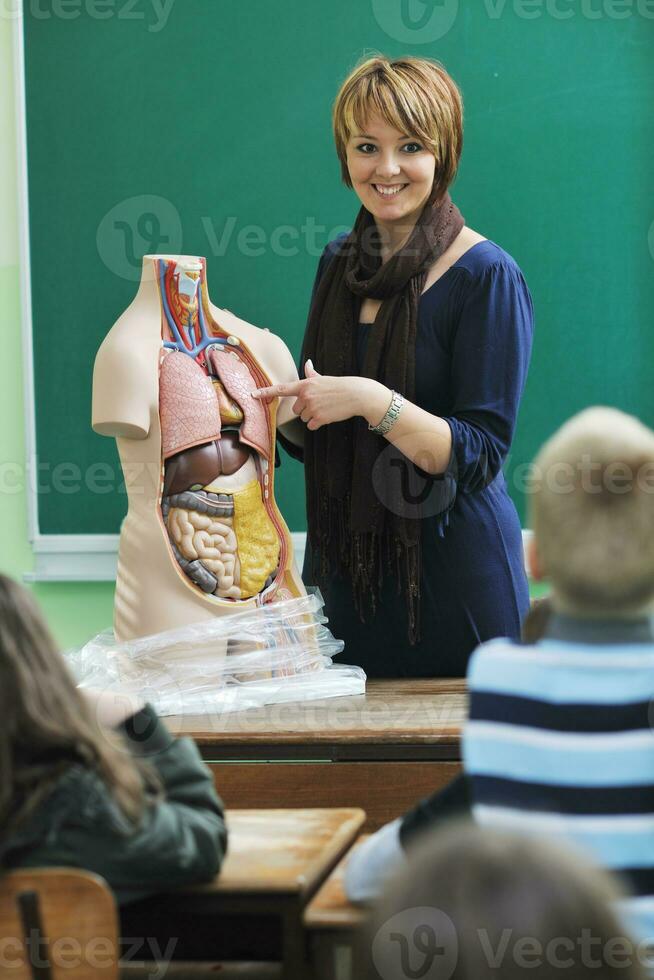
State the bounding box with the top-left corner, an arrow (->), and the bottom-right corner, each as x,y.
92,327 -> 153,439
263,333 -> 306,450
278,417 -> 305,449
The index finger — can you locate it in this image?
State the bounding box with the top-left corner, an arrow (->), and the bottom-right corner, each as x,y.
252,381 -> 303,399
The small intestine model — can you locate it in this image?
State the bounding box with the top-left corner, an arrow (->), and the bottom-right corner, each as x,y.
92,254 -> 305,642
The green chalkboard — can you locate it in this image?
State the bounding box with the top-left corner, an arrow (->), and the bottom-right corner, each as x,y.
23,0 -> 654,535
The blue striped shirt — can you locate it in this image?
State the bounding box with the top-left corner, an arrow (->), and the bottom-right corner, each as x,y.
463,613 -> 654,943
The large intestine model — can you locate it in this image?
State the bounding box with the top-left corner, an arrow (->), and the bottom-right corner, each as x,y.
92,254 -> 306,644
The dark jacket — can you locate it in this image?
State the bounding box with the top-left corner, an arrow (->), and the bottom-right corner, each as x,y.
0,704 -> 227,905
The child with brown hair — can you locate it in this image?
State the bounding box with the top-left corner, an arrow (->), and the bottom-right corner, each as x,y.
0,573 -> 227,906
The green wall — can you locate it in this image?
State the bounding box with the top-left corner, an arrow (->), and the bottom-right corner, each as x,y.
0,17 -> 115,647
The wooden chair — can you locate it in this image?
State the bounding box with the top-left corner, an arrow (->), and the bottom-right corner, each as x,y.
0,867 -> 119,979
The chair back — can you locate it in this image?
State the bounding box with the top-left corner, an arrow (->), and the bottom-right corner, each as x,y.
0,868 -> 118,980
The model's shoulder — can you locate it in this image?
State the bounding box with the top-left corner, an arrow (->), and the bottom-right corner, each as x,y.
261,329 -> 297,384
213,306 -> 272,347
214,307 -> 286,359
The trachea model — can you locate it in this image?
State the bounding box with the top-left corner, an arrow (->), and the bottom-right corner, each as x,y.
92,254 -> 305,642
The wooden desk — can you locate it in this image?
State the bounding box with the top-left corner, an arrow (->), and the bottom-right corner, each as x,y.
303,836 -> 371,980
177,808 -> 366,980
167,680 -> 466,831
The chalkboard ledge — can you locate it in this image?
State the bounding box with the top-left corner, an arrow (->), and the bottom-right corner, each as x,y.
22,531 -> 534,583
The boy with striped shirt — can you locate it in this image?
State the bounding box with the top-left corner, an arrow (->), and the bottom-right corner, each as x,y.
346,407 -> 654,944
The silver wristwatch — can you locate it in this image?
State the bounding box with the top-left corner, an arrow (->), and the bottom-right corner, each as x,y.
368,390 -> 404,436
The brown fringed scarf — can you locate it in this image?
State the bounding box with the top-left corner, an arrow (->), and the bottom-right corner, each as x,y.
301,189 -> 465,645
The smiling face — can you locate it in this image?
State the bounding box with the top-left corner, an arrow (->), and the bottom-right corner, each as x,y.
346,113 -> 437,227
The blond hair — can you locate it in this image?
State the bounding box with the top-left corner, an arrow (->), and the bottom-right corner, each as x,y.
529,407 -> 654,615
332,54 -> 463,201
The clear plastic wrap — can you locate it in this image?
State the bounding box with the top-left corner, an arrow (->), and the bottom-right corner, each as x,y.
65,589 -> 366,715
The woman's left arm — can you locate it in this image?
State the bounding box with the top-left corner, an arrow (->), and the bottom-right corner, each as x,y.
252,261 -> 534,479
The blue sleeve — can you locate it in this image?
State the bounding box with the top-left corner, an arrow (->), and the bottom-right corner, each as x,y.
343,817 -> 405,904
442,261 -> 534,494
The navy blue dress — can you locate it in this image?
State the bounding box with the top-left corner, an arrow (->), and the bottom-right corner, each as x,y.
282,235 -> 534,678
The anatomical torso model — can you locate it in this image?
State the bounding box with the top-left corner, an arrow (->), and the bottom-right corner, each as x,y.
92,254 -> 305,642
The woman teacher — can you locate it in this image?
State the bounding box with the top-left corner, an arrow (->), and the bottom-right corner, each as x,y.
254,55 -> 534,678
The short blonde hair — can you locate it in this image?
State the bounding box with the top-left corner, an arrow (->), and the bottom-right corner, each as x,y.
332,54 -> 463,201
530,407 -> 654,615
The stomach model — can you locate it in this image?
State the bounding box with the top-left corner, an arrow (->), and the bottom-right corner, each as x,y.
156,259 -> 290,605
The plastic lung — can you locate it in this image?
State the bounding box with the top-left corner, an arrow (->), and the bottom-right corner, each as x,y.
207,347 -> 271,458
159,349 -> 222,458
